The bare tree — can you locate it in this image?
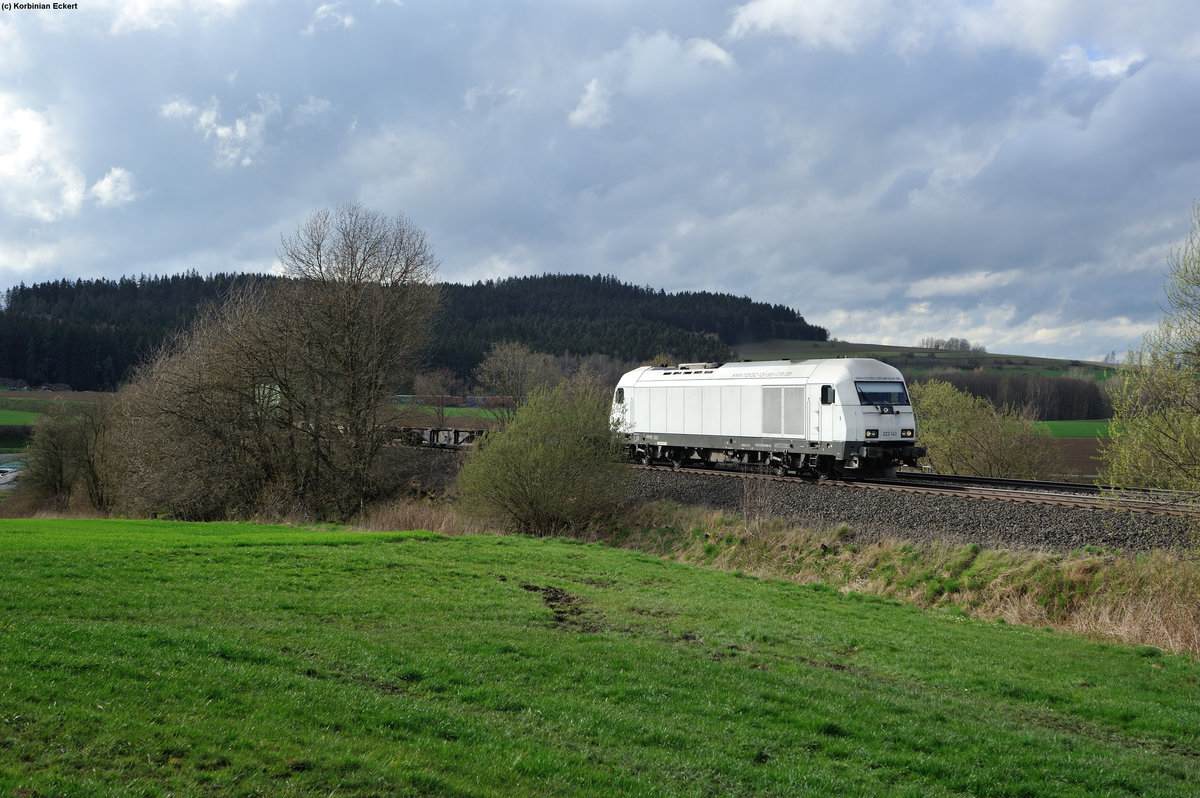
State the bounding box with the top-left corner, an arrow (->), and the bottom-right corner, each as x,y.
274,203 -> 440,516
413,367 -> 466,427
473,341 -> 561,425
21,402 -> 82,508
108,205 -> 440,521
108,288 -> 284,519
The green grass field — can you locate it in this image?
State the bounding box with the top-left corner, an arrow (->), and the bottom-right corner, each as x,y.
0,398 -> 58,450
1038,419 -> 1112,438
416,405 -> 492,418
2,519 -> 1197,796
0,410 -> 39,426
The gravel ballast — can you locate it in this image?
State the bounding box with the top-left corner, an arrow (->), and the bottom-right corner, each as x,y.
633,468 -> 1196,553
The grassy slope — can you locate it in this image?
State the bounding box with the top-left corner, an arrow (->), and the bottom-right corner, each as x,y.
2,519 -> 1197,796
734,340 -> 1115,380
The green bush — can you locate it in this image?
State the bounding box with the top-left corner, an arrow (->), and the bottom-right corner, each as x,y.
457,370 -> 629,536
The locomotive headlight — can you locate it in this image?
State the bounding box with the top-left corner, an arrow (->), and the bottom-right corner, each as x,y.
865,429 -> 878,438
901,428 -> 914,438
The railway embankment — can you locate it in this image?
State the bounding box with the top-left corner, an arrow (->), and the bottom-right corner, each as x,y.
407,447 -> 1194,553
633,468 -> 1195,554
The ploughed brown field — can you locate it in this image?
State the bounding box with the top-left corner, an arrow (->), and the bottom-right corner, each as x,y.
1056,437 -> 1102,479
1,390 -> 108,401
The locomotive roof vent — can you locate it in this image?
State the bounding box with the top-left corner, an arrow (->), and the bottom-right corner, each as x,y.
677,362 -> 722,370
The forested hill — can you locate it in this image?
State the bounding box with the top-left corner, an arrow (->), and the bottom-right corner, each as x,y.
1,272 -> 827,391
1,272 -> 257,392
431,275 -> 827,375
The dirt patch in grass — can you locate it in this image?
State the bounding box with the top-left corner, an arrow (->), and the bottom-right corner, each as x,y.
521,583 -> 602,631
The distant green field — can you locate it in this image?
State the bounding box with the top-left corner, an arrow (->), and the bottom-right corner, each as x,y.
1037,420 -> 1112,438
416,405 -> 492,418
1,519 -> 1197,796
0,409 -> 39,425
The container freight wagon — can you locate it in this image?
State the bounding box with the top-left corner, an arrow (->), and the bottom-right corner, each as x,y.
611,358 -> 923,478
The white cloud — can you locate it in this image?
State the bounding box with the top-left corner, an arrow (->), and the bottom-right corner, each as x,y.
1053,44 -> 1141,81
463,85 -> 524,112
89,167 -> 137,208
89,0 -> 254,34
0,94 -> 85,222
0,19 -> 25,72
346,125 -> 463,209
727,0 -> 889,52
820,302 -> 1154,360
0,238 -> 63,278
302,3 -> 356,37
291,96 -> 333,127
160,98 -> 198,119
461,251 -> 533,284
687,38 -> 735,69
907,270 -> 1021,299
160,93 -> 281,167
620,32 -> 735,97
727,0 -> 1200,65
568,79 -> 612,129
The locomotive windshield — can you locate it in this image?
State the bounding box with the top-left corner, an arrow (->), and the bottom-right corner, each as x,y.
855,381 -> 910,406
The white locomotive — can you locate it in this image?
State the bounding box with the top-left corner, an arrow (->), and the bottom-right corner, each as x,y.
611,358 -> 923,478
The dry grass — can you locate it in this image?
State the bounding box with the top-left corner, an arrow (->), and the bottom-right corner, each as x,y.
354,498 -> 491,536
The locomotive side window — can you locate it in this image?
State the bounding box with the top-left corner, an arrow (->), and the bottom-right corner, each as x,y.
855,381 -> 910,406
614,388 -> 625,404
820,385 -> 835,405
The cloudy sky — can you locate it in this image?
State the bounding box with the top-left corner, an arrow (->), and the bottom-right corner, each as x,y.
4,1 -> 1200,361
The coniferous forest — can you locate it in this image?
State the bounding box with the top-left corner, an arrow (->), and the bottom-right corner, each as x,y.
0,273 -> 827,391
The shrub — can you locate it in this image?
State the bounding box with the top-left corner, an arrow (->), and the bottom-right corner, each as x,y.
457,369 -> 629,536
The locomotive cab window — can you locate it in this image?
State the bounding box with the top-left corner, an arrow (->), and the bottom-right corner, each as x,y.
614,388 -> 625,404
855,381 -> 909,406
820,385 -> 835,405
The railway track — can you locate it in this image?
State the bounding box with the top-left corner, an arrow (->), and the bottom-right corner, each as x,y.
394,426 -> 1199,520
633,462 -> 1200,518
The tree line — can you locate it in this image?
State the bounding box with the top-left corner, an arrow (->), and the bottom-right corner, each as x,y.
911,370 -> 1112,421
1,272 -> 827,391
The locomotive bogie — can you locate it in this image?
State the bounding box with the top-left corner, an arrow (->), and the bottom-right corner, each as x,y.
612,358 -> 923,477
